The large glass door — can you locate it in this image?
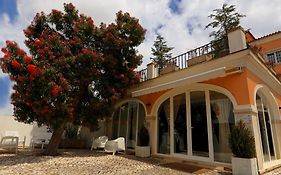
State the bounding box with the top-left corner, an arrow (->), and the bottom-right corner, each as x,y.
173,93 -> 187,155
190,91 -> 210,158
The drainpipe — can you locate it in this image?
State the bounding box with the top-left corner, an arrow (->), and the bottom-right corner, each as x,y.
227,26 -> 248,53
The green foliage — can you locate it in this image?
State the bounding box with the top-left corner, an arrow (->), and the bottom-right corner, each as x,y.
206,3 -> 245,40
138,124 -> 149,146
229,120 -> 256,158
150,35 -> 173,69
0,3 -> 145,143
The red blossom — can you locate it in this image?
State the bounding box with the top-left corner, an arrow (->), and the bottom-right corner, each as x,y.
52,85 -> 61,97
88,18 -> 94,27
27,64 -> 36,74
24,56 -> 32,63
12,60 -> 20,68
4,53 -> 12,59
6,41 -> 16,47
35,39 -> 43,46
1,48 -> 7,53
23,29 -> 32,36
17,48 -> 26,55
18,76 -> 24,81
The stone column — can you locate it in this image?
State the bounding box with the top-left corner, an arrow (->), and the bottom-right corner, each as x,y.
146,115 -> 157,155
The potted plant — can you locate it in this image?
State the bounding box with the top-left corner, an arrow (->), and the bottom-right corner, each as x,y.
135,124 -> 150,157
229,120 -> 258,175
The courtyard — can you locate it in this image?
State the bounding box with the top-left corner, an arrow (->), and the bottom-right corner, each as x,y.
0,149 -> 232,175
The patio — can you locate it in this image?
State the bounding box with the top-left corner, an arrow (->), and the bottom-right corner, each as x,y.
0,149 -> 231,175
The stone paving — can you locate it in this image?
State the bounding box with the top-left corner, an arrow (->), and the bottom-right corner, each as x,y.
0,149 -> 232,175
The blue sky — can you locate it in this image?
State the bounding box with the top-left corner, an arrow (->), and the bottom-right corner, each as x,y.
0,0 -> 18,23
0,0 -> 281,115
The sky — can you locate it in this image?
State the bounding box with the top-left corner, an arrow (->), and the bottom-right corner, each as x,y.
0,0 -> 281,115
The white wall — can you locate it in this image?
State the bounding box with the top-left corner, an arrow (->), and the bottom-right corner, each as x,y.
0,115 -> 51,147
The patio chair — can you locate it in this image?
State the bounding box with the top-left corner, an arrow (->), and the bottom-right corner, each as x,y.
104,137 -> 125,155
91,136 -> 108,150
0,136 -> 19,154
4,131 -> 26,148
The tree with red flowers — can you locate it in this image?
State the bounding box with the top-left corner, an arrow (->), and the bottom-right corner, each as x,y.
0,3 -> 145,155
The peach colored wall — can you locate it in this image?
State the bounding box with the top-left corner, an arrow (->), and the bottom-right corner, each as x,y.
258,38 -> 281,55
204,68 -> 281,107
136,89 -> 170,114
203,71 -> 251,105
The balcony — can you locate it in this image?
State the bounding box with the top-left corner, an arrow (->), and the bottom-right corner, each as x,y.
138,37 -> 229,82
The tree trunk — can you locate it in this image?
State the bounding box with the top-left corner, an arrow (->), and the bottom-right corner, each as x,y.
42,122 -> 66,156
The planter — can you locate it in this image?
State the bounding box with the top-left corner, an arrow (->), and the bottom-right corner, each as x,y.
232,157 -> 258,175
59,139 -> 86,149
187,54 -> 212,67
160,63 -> 179,75
135,146 -> 150,157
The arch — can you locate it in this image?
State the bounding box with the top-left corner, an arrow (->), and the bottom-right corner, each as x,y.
114,98 -> 148,117
151,83 -> 238,117
254,84 -> 280,120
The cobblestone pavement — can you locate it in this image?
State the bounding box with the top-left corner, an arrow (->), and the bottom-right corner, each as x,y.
0,149 -> 230,175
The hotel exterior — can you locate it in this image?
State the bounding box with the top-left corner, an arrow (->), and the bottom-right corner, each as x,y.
104,27 -> 281,173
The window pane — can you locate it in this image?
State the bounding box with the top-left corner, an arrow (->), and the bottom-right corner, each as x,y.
127,102 -> 138,148
119,103 -> 128,138
190,91 -> 209,157
275,51 -> 281,63
267,53 -> 276,64
210,91 -> 234,163
112,109 -> 119,139
173,93 -> 187,154
137,104 -> 145,146
158,98 -> 170,154
257,95 -> 270,162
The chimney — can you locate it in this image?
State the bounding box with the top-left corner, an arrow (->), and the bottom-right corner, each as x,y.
227,26 -> 247,53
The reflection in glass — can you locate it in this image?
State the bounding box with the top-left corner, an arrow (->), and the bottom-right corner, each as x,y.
119,104 -> 128,138
111,102 -> 145,149
127,103 -> 138,148
257,94 -> 276,162
190,91 -> 209,157
210,91 -> 234,163
173,94 -> 187,154
158,99 -> 170,154
112,110 -> 119,139
137,104 -> 145,145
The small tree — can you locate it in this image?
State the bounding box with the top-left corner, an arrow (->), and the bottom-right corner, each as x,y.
0,3 -> 145,155
206,3 -> 245,40
229,120 -> 256,158
150,35 -> 173,69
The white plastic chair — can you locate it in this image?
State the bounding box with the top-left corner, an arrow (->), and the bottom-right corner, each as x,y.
0,136 -> 19,154
4,131 -> 26,148
104,137 -> 125,155
91,136 -> 108,150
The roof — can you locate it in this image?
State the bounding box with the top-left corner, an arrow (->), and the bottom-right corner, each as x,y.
250,31 -> 281,42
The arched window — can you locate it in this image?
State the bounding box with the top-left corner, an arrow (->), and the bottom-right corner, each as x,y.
156,90 -> 234,163
112,101 -> 145,149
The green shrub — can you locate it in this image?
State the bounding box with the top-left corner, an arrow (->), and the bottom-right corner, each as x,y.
229,120 -> 256,158
138,125 -> 150,146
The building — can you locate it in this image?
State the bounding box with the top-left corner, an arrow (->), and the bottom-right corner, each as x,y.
104,27 -> 281,173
